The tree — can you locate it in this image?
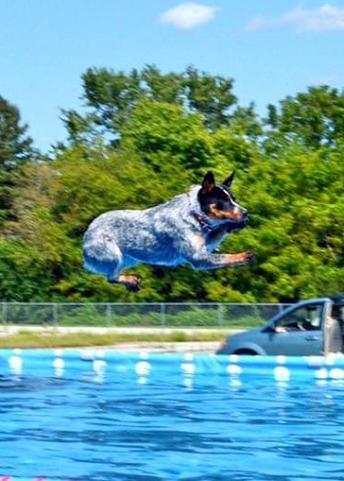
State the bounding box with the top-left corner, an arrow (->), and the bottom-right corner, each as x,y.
3,73 -> 344,303
265,85 -> 344,149
62,65 -> 242,145
0,95 -> 35,170
184,66 -> 237,130
0,95 -> 36,223
120,100 -> 216,177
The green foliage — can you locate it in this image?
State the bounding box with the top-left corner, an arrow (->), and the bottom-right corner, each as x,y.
265,85 -> 344,149
62,65 -> 242,146
1,70 -> 344,304
184,65 -> 237,130
0,95 -> 38,225
0,95 -> 35,170
120,100 -> 216,177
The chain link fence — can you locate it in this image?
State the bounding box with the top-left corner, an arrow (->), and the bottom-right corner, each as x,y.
0,302 -> 292,328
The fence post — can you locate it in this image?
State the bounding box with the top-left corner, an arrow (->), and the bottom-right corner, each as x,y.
217,303 -> 224,327
2,303 -> 7,325
52,303 -> 58,325
106,304 -> 112,326
279,303 -> 288,313
160,303 -> 166,326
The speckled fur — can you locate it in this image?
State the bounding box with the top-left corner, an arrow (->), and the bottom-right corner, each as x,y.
83,177 -> 253,290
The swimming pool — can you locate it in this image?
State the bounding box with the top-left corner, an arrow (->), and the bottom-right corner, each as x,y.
1,349 -> 344,480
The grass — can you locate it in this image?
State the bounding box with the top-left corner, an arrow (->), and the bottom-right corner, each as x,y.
0,329 -> 233,348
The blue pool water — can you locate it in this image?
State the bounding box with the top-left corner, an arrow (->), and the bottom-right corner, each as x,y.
1,349 -> 344,481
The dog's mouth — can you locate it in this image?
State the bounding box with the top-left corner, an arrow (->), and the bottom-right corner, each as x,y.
225,216 -> 249,231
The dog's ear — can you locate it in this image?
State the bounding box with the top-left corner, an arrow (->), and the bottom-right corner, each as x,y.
201,171 -> 215,193
223,171 -> 235,188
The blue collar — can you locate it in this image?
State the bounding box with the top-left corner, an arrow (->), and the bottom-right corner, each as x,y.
191,211 -> 213,234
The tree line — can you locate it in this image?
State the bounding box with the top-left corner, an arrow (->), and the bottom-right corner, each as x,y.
1,65 -> 344,303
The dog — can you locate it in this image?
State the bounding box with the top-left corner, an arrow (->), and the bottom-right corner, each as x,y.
83,171 -> 254,291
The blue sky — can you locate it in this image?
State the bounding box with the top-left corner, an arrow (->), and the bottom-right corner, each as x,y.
0,0 -> 343,152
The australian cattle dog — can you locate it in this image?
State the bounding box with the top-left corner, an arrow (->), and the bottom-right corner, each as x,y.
83,171 -> 254,291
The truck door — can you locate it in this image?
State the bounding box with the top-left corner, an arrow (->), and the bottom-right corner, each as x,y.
261,299 -> 331,356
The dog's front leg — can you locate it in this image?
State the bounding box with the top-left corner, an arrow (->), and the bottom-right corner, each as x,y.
188,251 -> 255,270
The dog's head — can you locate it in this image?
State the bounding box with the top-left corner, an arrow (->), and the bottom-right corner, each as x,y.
198,171 -> 248,226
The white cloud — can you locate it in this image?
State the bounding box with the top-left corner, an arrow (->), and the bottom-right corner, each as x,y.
247,4 -> 344,33
246,16 -> 275,32
160,3 -> 218,30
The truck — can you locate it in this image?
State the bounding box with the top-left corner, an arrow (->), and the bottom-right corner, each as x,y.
216,295 -> 344,356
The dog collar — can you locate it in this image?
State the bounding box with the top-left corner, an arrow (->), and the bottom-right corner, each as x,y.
191,211 -> 213,234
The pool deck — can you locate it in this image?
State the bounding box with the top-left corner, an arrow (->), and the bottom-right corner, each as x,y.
0,325 -> 239,353
107,341 -> 221,353
0,325 -> 241,335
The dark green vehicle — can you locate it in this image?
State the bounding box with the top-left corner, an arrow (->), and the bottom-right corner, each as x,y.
217,296 -> 344,356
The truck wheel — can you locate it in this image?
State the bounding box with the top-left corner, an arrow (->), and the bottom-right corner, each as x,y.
234,349 -> 258,355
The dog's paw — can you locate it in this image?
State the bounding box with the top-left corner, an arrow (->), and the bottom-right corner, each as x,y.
230,251 -> 255,265
242,251 -> 255,264
125,275 -> 142,292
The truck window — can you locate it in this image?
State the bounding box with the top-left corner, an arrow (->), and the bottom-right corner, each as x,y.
275,303 -> 323,332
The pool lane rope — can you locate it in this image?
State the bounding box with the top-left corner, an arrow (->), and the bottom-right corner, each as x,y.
2,348 -> 344,384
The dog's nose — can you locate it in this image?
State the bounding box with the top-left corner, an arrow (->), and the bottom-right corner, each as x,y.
241,211 -> 249,224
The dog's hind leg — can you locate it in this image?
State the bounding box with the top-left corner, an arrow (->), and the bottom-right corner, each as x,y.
83,235 -> 142,291
108,274 -> 142,292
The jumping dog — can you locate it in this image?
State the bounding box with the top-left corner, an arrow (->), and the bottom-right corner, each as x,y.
83,171 -> 254,291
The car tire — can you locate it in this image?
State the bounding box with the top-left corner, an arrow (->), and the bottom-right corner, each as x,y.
233,349 -> 258,355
